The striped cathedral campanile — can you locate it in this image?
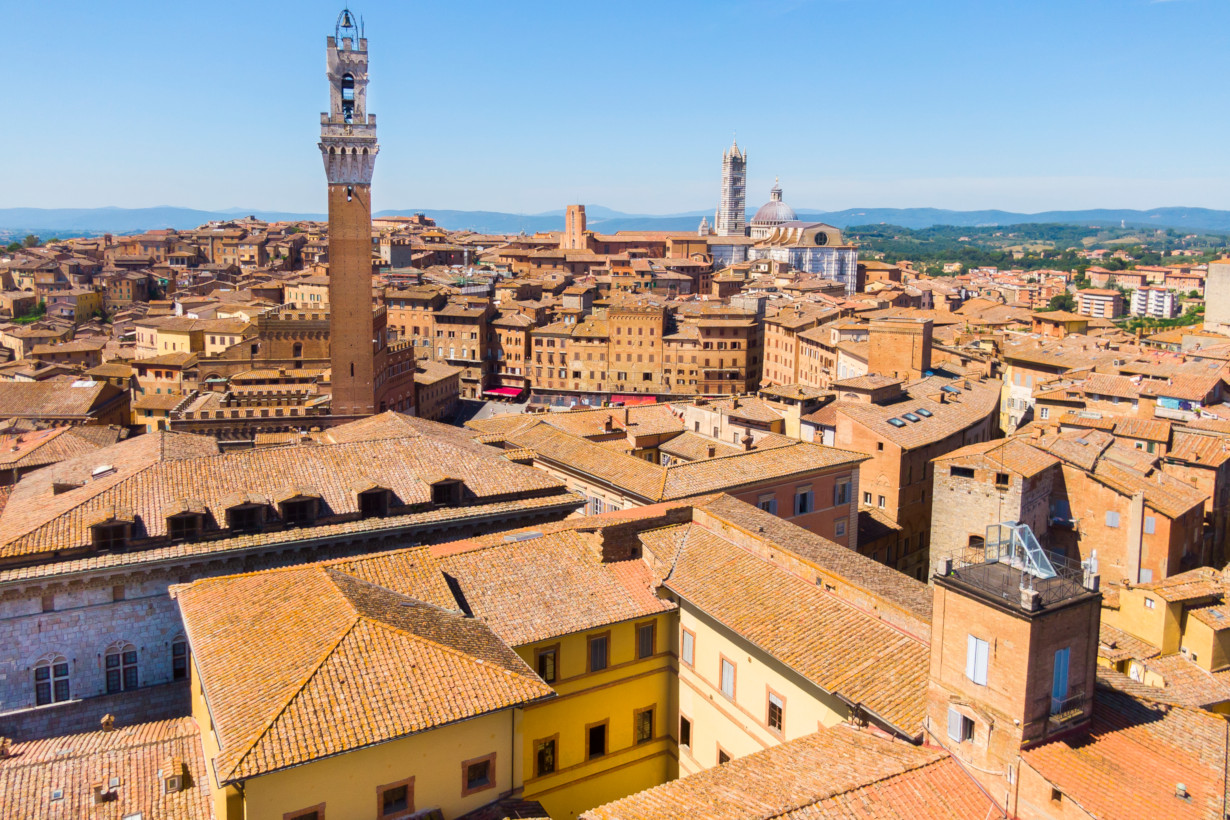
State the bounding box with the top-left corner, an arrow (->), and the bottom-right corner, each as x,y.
319,9 -> 415,417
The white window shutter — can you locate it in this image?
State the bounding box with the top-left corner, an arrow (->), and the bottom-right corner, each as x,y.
975,638 -> 989,686
947,707 -> 961,741
965,634 -> 978,681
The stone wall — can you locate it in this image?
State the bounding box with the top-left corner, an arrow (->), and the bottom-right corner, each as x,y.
0,681 -> 190,742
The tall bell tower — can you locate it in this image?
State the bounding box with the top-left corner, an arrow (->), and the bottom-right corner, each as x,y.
320,8 -> 381,417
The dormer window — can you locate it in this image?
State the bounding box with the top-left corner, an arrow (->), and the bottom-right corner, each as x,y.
358,488 -> 390,518
430,478 -> 463,507
226,504 -> 263,533
167,513 -> 202,542
92,522 -> 129,552
281,498 -> 317,528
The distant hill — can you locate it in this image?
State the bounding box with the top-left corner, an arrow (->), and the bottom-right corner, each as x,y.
4,204 -> 1230,238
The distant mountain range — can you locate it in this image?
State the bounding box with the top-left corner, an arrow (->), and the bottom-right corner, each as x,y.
4,205 -> 1230,237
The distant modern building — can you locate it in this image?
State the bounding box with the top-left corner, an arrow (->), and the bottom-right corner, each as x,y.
1130,285 -> 1179,319
1075,288 -> 1124,319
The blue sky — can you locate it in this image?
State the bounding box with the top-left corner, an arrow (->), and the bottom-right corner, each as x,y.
2,0 -> 1225,214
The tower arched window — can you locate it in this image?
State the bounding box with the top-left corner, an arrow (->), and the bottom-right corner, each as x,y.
341,73 -> 355,123
104,642 -> 138,694
34,655 -> 70,705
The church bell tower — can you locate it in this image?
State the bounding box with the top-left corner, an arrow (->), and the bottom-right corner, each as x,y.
320,8 -> 380,417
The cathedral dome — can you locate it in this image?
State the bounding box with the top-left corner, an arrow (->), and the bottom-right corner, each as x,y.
751,179 -> 796,226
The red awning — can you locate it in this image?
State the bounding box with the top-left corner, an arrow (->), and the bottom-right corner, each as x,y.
611,395 -> 658,406
484,387 -> 524,397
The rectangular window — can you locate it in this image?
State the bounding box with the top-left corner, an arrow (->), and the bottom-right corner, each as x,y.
767,691 -> 785,734
635,707 -> 654,744
720,657 -> 736,699
794,487 -> 814,516
534,737 -> 556,777
535,646 -> 558,683
947,707 -> 974,742
636,622 -> 656,659
587,722 -> 608,759
681,628 -> 695,666
285,807 -> 324,820
1105,510 -> 1120,528
863,491 -> 872,504
679,715 -> 692,748
1051,647 -> 1070,715
588,633 -> 609,673
950,466 -> 975,479
758,495 -> 778,515
833,480 -> 851,506
1144,516 -> 1156,535
461,753 -> 496,796
835,519 -> 846,538
172,640 -> 188,681
966,635 -> 989,686
378,777 -> 414,819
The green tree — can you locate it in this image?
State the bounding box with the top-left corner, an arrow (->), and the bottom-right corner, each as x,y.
22,234 -> 39,248
5,242 -> 20,253
1047,293 -> 1076,312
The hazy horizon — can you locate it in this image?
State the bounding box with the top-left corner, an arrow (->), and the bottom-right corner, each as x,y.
4,0 -> 1227,214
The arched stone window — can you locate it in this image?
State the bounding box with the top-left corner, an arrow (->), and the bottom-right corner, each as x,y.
104,642 -> 138,694
34,655 -> 70,705
341,73 -> 355,122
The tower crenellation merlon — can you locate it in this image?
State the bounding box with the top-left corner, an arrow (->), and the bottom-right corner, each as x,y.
320,16 -> 378,187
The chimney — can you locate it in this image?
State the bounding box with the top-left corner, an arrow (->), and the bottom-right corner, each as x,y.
100,713 -> 116,732
623,406 -> 629,427
1020,587 -> 1041,612
732,396 -> 740,409
706,444 -> 716,458
0,737 -> 10,759
603,414 -> 613,432
742,432 -> 754,451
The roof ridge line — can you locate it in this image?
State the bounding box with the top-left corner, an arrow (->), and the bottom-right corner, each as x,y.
218,605 -> 361,783
360,614 -> 534,683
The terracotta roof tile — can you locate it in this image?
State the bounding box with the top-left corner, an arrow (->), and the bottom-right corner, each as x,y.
582,727 -> 991,820
1022,686 -> 1230,819
0,717 -> 212,820
176,564 -> 553,783
664,526 -> 928,735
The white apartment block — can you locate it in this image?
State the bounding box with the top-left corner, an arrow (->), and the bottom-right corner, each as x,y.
1130,286 -> 1179,319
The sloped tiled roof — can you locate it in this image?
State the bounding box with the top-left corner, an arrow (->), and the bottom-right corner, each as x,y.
176,563 -> 553,783
664,526 -> 928,735
582,726 -> 992,820
1023,686 -> 1230,819
0,422 -> 563,559
933,438 -> 1059,477
0,717 -> 212,820
433,528 -> 675,646
0,375 -> 124,419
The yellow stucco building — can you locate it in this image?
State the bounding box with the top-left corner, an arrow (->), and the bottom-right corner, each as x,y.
175,494 -> 934,820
